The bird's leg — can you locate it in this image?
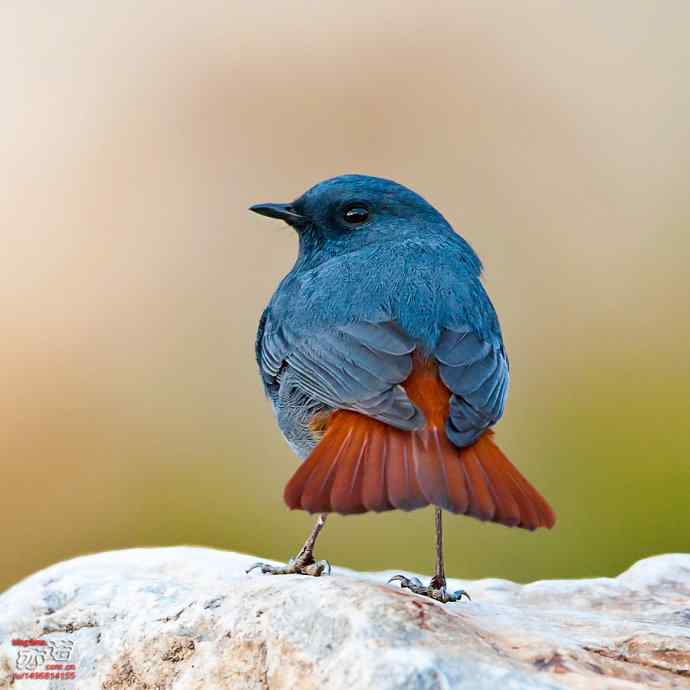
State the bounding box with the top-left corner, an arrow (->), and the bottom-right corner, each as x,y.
430,505 -> 448,590
246,513 -> 331,577
388,508 -> 470,603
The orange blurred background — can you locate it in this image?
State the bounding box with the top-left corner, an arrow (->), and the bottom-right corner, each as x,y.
2,1 -> 689,592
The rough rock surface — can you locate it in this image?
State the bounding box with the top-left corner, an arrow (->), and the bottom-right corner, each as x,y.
1,548 -> 689,690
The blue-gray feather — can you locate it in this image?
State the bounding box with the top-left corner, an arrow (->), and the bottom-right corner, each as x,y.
259,320 -> 423,430
438,328 -> 509,446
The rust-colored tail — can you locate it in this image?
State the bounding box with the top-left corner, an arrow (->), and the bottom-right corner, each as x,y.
284,359 -> 555,530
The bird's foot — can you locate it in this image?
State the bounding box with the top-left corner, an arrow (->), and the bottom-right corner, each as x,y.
246,553 -> 331,577
388,575 -> 470,603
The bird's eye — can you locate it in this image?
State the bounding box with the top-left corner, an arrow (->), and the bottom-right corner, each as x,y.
342,204 -> 369,225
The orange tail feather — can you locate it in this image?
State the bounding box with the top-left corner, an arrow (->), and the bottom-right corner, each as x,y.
283,359 -> 555,530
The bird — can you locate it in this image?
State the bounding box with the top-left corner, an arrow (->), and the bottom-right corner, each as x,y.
247,174 -> 555,603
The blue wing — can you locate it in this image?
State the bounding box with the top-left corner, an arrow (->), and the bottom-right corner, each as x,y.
435,326 -> 509,447
257,316 -> 425,430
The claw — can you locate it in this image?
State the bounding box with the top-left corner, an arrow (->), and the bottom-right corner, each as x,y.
388,574 -> 422,588
245,558 -> 331,577
450,589 -> 471,602
246,562 -> 274,574
387,575 -> 408,584
388,573 -> 471,604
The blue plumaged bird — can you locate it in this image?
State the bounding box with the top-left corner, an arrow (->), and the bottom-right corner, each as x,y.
247,174 -> 555,602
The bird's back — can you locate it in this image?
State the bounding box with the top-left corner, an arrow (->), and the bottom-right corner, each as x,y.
263,234 -> 499,353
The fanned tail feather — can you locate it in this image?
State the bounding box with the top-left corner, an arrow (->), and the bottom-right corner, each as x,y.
284,359 -> 555,530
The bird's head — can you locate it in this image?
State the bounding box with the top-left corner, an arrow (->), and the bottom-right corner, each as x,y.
250,174 -> 458,260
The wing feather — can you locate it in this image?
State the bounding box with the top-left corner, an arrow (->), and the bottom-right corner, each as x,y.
436,326 -> 509,447
257,318 -> 425,431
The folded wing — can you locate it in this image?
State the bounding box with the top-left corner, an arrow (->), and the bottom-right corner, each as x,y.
435,326 -> 509,447
258,319 -> 425,430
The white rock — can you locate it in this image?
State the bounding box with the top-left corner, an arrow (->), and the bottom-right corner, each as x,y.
1,548 -> 689,689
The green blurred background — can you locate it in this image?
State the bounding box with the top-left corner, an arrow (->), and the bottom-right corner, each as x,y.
2,1 -> 689,592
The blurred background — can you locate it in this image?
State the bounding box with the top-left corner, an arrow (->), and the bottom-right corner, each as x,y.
2,1 -> 689,592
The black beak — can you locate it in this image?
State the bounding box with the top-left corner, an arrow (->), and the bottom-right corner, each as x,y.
249,202 -> 305,225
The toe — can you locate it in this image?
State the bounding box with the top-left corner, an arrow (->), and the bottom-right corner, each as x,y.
302,561 -> 324,577
246,562 -> 268,574
449,589 -> 471,602
387,574 -> 410,585
315,559 -> 332,576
